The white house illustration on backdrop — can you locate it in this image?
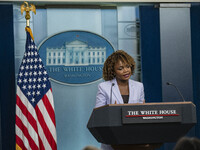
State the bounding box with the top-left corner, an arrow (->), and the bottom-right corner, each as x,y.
46,40 -> 106,66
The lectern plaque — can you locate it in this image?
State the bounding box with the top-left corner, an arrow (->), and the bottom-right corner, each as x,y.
122,105 -> 182,124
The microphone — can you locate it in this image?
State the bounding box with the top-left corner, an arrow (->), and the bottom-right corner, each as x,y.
110,83 -> 115,104
166,82 -> 185,102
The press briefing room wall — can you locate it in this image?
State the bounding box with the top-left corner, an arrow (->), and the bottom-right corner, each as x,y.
0,4 -> 16,150
0,3 -> 200,150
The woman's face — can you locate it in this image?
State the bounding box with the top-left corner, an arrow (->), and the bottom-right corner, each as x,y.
114,60 -> 131,82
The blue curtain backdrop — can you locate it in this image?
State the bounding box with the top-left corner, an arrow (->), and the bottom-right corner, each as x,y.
190,4 -> 200,139
0,4 -> 15,150
139,5 -> 162,103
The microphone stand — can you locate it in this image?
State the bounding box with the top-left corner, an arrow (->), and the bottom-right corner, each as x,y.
166,82 -> 185,102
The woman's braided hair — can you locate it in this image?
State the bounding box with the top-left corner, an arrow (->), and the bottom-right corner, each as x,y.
103,50 -> 135,81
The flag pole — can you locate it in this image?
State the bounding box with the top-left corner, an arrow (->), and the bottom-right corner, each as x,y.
21,1 -> 36,27
16,3 -> 57,149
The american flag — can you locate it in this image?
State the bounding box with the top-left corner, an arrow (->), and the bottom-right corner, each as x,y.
15,27 -> 57,150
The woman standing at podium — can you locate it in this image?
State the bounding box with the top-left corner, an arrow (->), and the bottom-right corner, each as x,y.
95,50 -> 145,150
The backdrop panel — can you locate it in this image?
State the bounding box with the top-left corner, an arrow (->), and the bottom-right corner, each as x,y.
140,5 -> 162,103
190,4 -> 200,139
0,4 -> 15,150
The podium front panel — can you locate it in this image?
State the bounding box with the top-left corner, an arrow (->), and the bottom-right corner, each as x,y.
87,102 -> 196,144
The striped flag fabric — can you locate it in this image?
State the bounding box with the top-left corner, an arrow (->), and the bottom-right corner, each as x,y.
15,27 -> 57,150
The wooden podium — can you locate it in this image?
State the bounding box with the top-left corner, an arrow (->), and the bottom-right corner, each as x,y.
87,102 -> 196,150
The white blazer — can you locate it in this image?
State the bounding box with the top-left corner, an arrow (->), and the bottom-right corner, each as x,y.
95,78 -> 145,150
95,78 -> 145,108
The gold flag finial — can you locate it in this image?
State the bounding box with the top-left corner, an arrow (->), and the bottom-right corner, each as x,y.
21,1 -> 36,27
